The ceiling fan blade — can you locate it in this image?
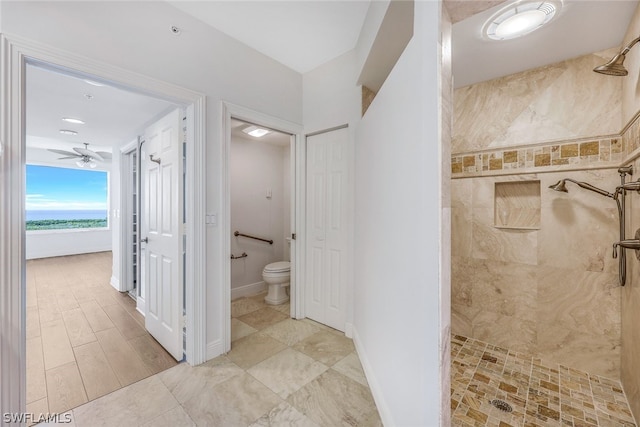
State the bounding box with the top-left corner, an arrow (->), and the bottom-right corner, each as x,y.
73,147 -> 104,161
95,151 -> 112,160
48,148 -> 80,157
57,156 -> 79,160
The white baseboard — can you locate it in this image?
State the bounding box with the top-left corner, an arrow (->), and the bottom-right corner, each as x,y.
352,326 -> 393,427
109,275 -> 121,291
344,322 -> 354,339
231,281 -> 266,300
206,339 -> 225,361
136,297 -> 146,317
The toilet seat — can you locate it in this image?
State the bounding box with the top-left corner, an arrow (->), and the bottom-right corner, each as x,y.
263,261 -> 290,274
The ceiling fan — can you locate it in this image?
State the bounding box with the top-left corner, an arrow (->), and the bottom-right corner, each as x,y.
48,143 -> 112,169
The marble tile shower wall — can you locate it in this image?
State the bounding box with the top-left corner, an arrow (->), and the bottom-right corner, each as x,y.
451,169 -> 622,380
451,108 -> 640,178
451,109 -> 640,177
623,156 -> 640,420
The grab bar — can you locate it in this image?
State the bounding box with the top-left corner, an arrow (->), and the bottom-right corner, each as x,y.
230,252 -> 248,260
234,231 -> 273,245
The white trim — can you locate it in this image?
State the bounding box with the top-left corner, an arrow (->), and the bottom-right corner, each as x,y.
118,142 -> 137,293
293,132 -> 306,320
109,275 -> 120,291
0,34 -> 27,418
0,34 -> 208,415
352,326 -> 393,427
206,339 -> 225,360
231,281 -> 266,300
221,102 -> 303,353
120,139 -> 138,154
136,296 -> 146,317
344,322 -> 353,339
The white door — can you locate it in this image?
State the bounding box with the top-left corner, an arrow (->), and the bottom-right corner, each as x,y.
305,127 -> 348,331
142,109 -> 183,360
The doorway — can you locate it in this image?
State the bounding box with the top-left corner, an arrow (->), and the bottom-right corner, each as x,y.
228,118 -> 295,346
23,63 -> 186,414
0,35 -> 207,414
222,103 -> 304,353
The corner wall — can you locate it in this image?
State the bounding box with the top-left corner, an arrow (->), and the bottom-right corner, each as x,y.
353,2 -> 447,425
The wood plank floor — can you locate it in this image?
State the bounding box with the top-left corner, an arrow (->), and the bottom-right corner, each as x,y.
26,252 -> 178,417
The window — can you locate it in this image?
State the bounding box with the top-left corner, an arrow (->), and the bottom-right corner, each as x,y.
26,165 -> 108,231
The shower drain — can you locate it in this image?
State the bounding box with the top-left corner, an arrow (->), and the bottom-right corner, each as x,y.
489,399 -> 513,413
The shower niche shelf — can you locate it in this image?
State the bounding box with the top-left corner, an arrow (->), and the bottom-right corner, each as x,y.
494,180 -> 541,230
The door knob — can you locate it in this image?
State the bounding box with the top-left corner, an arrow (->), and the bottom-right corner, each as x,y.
141,237 -> 148,243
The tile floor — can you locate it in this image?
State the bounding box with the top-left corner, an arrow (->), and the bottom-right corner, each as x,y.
451,334 -> 638,427
26,252 -> 177,418
39,293 -> 382,426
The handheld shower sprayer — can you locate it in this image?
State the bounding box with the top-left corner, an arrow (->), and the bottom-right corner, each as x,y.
548,165 -> 634,286
547,178 -> 614,198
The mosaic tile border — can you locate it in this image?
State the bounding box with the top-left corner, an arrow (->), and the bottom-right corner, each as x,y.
452,110 -> 640,178
451,335 -> 637,427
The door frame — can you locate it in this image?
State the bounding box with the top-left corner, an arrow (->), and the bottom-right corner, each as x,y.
119,139 -> 139,295
0,34 -> 207,415
221,101 -> 304,352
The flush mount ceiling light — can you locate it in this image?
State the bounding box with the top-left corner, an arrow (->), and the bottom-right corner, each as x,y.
62,117 -> 85,125
242,125 -> 271,138
59,129 -> 78,136
84,80 -> 104,87
483,1 -> 561,41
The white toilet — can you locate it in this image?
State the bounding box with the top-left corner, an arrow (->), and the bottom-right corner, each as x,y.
262,261 -> 290,305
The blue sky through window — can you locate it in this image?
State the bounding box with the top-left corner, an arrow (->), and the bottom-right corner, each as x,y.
26,165 -> 108,211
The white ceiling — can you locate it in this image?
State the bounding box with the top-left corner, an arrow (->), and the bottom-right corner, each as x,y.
452,0 -> 640,87
171,0 -> 640,88
26,65 -> 176,157
25,0 -> 640,156
169,0 -> 371,73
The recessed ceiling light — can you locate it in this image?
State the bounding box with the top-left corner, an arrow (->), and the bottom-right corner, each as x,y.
62,117 -> 85,125
84,80 -> 104,87
483,1 -> 561,41
242,125 -> 271,138
59,129 -> 78,135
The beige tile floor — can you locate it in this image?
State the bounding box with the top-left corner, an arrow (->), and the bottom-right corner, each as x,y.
451,334 -> 638,427
26,252 -> 177,419
39,293 -> 382,426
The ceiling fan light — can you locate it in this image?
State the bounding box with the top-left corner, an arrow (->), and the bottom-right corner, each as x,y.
89,161 -> 97,169
76,160 -> 85,168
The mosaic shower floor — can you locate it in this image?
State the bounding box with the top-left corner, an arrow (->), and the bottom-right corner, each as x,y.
451,335 -> 637,427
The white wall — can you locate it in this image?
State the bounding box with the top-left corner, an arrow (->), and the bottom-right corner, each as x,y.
26,229 -> 111,260
353,2 -> 446,426
230,135 -> 289,297
1,1 -> 302,354
303,2 -> 449,425
303,49 -> 361,336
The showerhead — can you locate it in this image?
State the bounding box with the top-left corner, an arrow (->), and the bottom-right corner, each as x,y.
549,180 -> 568,192
594,35 -> 640,76
593,52 -> 628,76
